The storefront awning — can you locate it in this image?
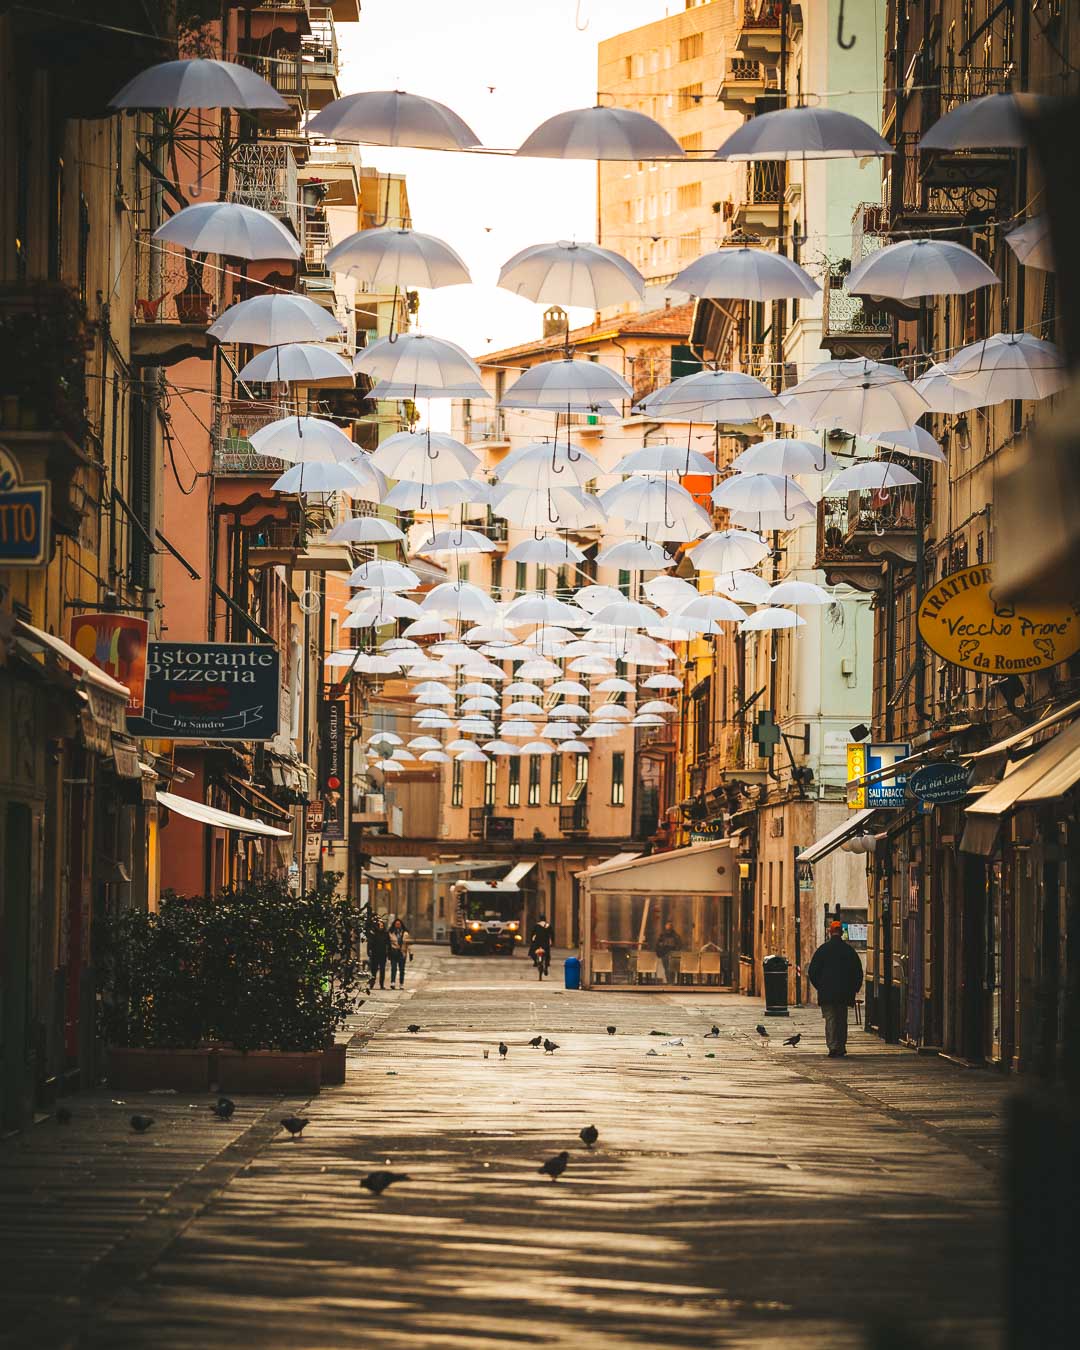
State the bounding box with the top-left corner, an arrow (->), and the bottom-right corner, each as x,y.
581,840 -> 735,895
967,696 -> 1080,760
157,790 -> 292,837
799,809 -> 877,865
966,717 -> 1080,819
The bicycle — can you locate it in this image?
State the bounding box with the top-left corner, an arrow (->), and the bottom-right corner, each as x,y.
531,946 -> 551,980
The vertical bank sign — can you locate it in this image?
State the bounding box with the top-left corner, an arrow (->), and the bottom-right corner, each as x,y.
126,642 -> 280,740
319,699 -> 347,842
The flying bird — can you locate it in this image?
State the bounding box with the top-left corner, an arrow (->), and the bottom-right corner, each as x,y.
361,1170 -> 410,1196
783,1033 -> 802,1048
543,1039 -> 559,1054
130,1115 -> 154,1134
579,1124 -> 599,1148
606,1026 -> 616,1036
539,1151 -> 569,1181
280,1115 -> 309,1140
212,1097 -> 236,1120
528,1035 -> 543,1048
56,1106 -> 72,1125
498,1041 -> 508,1060
407,1024 -> 421,1034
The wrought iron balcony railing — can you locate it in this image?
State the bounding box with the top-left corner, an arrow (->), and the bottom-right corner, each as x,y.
229,143 -> 300,235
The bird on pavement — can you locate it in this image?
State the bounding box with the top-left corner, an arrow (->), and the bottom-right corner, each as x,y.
527,1034 -> 543,1048
407,1024 -> 421,1034
606,1026 -> 617,1035
498,1042 -> 508,1060
280,1115 -> 309,1140
130,1115 -> 154,1134
212,1097 -> 236,1120
543,1039 -> 559,1054
579,1125 -> 599,1148
539,1151 -> 569,1181
56,1106 -> 72,1125
756,1024 -> 769,1041
783,1033 -> 802,1048
361,1170 -> 410,1196
705,1025 -> 720,1038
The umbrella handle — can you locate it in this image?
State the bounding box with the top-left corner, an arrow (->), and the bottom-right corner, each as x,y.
426,428 -> 438,460
837,0 -> 856,49
565,407 -> 581,462
547,493 -> 560,525
684,421 -> 694,476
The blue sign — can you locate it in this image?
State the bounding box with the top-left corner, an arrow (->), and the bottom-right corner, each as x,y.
908,761 -> 972,804
0,446 -> 50,566
865,742 -> 910,808
127,642 -> 281,741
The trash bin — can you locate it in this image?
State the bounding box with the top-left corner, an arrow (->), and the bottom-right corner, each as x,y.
762,954 -> 790,1016
563,955 -> 581,990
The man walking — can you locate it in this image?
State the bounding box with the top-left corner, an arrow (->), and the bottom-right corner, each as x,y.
808,921 -> 864,1057
387,916 -> 411,989
368,918 -> 389,991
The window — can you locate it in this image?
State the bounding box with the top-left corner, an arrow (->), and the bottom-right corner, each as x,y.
611,751 -> 626,806
618,569 -> 631,598
508,757 -> 521,806
549,755 -> 563,805
457,561 -> 470,583
451,758 -> 463,808
614,658 -> 628,704
677,182 -> 702,211
678,83 -> 703,108
329,616 -> 338,652
484,757 -> 497,807
515,561 -> 528,596
556,566 -> 570,600
573,753 -> 589,788
678,229 -> 702,260
537,565 -> 548,593
528,755 -> 541,806
491,556 -> 503,599
679,32 -> 703,62
679,131 -> 703,152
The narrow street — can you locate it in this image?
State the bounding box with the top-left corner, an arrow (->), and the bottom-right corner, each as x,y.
4,949 -> 1007,1349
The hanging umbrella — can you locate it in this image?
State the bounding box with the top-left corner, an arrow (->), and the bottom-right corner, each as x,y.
635,369 -> 781,422
413,528 -> 496,554
354,332 -> 485,388
519,741 -> 555,756
238,343 -> 353,384
714,571 -> 772,604
551,680 -> 590,699
385,479 -> 488,512
495,440 -> 601,488
250,416 -> 359,463
638,700 -> 677,716
715,106 -> 893,160
504,701 -> 546,718
672,246 -> 819,301
498,240 -> 645,308
456,746 -> 490,763
504,594 -> 583,626
460,696 -> 500,713
643,673 -> 682,690
581,721 -> 618,737
730,501 -> 816,532
505,536 -> 586,565
490,484 -> 605,531
589,600 -> 662,629
920,92 -> 1048,151
500,721 -> 538,739
1004,216 -> 1053,272
348,560 -> 418,591
389,748 -> 415,762
402,618 -> 453,639
845,238 -> 999,300
517,105 -> 685,160
550,704 -> 588,721
733,437 -> 837,475
419,581 -> 497,622
418,749 -> 452,763
327,516 -> 405,544
367,731 -> 403,746
633,713 -> 667,727
501,358 -> 632,410
689,529 -> 770,572
712,473 -> 814,517
595,677 -> 635,694
768,580 -> 833,605
343,593 -> 422,627
593,704 -> 633,722
612,445 -> 716,477
601,477 -> 712,534
372,431 -> 479,482
408,736 -> 444,751
740,608 -> 807,632
911,362 -> 985,414
944,332 -> 1065,404
271,459 -> 384,499
824,462 -> 919,494
672,595 -> 746,624
483,740 -> 521,756
595,539 -> 676,570
562,739 -> 591,754
515,658 -> 563,680
155,202 -> 301,261
368,376 -> 489,401
457,718 -> 496,737
110,58 -> 286,110
874,427 -> 946,464
783,358 -> 928,435
209,294 -> 345,346
324,227 -> 471,289
307,88 -> 481,149
573,584 -> 625,614
502,680 -> 543,697
380,638 -> 422,654
644,576 -> 698,609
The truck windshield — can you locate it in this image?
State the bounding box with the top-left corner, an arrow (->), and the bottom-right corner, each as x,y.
463,892 -> 519,921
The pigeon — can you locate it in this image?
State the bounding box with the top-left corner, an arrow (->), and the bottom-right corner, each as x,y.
783,1033 -> 802,1048
280,1115 -> 309,1140
756,1024 -> 769,1039
212,1097 -> 236,1120
606,1026 -> 617,1035
498,1041 -> 508,1060
130,1114 -> 154,1133
705,1025 -> 720,1038
361,1170 -> 409,1196
539,1150 -> 569,1181
407,1024 -> 421,1034
579,1124 -> 598,1148
527,1035 -> 543,1048
543,1039 -> 559,1054
56,1106 -> 72,1125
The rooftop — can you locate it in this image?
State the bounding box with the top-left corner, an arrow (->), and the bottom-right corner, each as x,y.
476,301 -> 696,366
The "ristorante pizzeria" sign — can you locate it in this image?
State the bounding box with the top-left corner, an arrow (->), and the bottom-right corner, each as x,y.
917,565 -> 1080,674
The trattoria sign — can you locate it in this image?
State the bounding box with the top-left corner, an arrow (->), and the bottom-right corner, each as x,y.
918,565 -> 1080,674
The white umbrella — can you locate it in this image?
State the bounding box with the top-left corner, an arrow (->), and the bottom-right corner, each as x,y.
733,438 -> 837,475
516,658 -> 564,680
541,724 -> 577,742
550,705 -> 588,721
573,585 -> 624,614
490,484 -> 605,531
590,600 -> 662,629
581,721 -> 618,737
715,106 -> 893,160
741,608 -> 806,632
495,440 -> 601,488
483,740 -> 521,756
673,595 -> 746,624
633,713 -> 666,727
155,202 -> 301,261
911,362 -> 985,414
456,746 -> 490,763
498,240 -> 645,308
457,718 -> 496,737
419,581 -> 497,622
367,731 -> 403,746
920,92 -> 1047,151
272,459 -> 384,499
372,431 -> 479,482
324,227 -> 471,290
348,560 -> 418,591
551,681 -> 591,700
635,368 -> 781,422
505,680 -> 545,697
408,736 -> 444,751
730,501 -> 817,532
783,358 -> 928,435
461,696 -> 500,712
368,376 -> 488,401
562,740 -> 591,754
209,294 -> 344,346
643,673 -> 682,690
593,704 -> 633,722
768,580 -> 832,605
644,576 -> 698,609
500,721 -> 538,739
846,238 -> 999,300
327,516 -> 405,544
505,536 -> 585,565
1004,216 -> 1053,271
712,473 -> 814,518
595,677 -> 635,694
413,528 -> 496,555
520,741 -> 555,755
238,343 -> 353,384
250,416 -> 358,463
672,246 -> 819,301
354,332 -> 485,387
402,618 -> 453,639
110,58 -> 286,110
385,479 -> 488,512
714,571 -> 772,604
389,748 -> 415,762
612,445 -> 716,477
381,639 -> 422,654
689,529 -> 770,572
504,594 -> 582,626
501,358 -> 632,411
344,593 -> 422,627
373,760 -> 404,773
601,477 -> 712,534
419,749 -> 452,764
824,462 -> 919,494
307,89 -> 481,149
595,539 -> 676,570
874,427 -> 946,464
517,105 -> 685,160
944,333 -> 1065,404
638,700 -> 677,716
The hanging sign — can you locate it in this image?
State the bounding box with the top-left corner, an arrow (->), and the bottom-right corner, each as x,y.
908,761 -> 972,805
918,564 -> 1080,674
319,699 -> 347,842
0,444 -> 50,566
69,613 -> 149,714
126,642 -> 280,740
848,742 -> 910,808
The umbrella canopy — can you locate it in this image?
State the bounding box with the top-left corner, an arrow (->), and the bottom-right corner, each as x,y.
715,105 -> 893,160
385,479 -> 488,511
1004,216 -> 1053,272
672,246 -> 819,301
155,202 -> 301,261
920,92 -> 1048,150
110,58 -> 285,110
714,571 -> 772,604
944,332 -> 1066,404
824,462 -> 920,494
612,445 -> 716,477
601,477 -> 712,533
418,749 -> 452,763
238,343 -> 353,384
271,459 -> 384,499
874,427 -> 946,464
595,677 -> 636,694
644,576 -> 698,610
208,294 -> 345,346
671,594 -> 746,626
413,528 -> 496,555
589,600 -> 662,629
328,515 -> 405,544
740,608 -> 807,632
688,529 -> 770,573
348,560 -> 418,591
306,89 -> 481,149
550,679 -> 590,697
638,699 -> 677,716
367,377 -> 488,401
498,240 -> 645,308
419,581 -> 497,621
517,105 -> 685,160
409,736 -> 444,751
460,696 -> 500,712
504,700 -> 546,718
519,741 -> 555,756
595,540 -> 676,570
354,333 -> 484,388
911,362 -> 985,414
573,585 -> 625,614
501,358 -> 632,410
643,673 -> 682,689
845,238 -> 999,300
504,594 -> 583,627
635,368 -> 781,422
490,484 -> 604,531
343,593 -> 422,627
730,501 -> 817,532
783,358 -> 928,435
495,440 -> 601,488
249,416 -> 358,463
324,227 -> 471,290
456,746 -> 490,763
768,580 -> 833,605
733,437 -> 837,475
372,430 -> 479,482
712,473 -> 814,517
505,536 -> 586,564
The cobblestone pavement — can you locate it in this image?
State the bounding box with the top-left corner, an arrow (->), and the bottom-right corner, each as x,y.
1,947 -> 1010,1349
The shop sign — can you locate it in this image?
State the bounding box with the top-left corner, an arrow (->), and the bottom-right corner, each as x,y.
69,613 -> 148,714
908,761 -> 972,805
847,742 -> 910,809
918,564 -> 1080,674
126,642 -> 280,740
319,699 -> 347,842
306,800 -> 325,832
0,444 -> 50,566
303,833 -> 322,864
690,820 -> 727,843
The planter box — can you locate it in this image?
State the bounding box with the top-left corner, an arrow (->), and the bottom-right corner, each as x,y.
321,1043 -> 347,1086
216,1050 -> 323,1095
107,1047 -> 212,1093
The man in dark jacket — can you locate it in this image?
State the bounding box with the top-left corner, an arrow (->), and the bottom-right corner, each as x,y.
367,919 -> 390,990
807,921 -> 864,1057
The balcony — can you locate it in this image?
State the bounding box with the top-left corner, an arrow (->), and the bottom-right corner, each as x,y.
212,400 -> 291,476
230,143 -> 300,235
732,161 -> 786,237
717,59 -> 775,115
820,264 -> 893,361
131,236 -> 219,365
463,412 -> 509,447
734,1 -> 784,64
815,488 -> 918,592
560,800 -> 588,836
238,52 -> 307,128
303,8 -> 340,109
241,516 -> 303,567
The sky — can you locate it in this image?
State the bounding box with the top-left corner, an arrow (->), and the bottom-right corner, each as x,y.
336,0 -> 674,360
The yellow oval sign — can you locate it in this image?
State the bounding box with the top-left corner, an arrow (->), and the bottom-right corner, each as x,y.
918,565 -> 1080,673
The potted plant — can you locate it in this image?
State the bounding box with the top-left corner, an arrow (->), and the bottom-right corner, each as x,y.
173,252 -> 212,324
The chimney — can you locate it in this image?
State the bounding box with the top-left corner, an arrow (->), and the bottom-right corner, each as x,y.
543,305 -> 568,339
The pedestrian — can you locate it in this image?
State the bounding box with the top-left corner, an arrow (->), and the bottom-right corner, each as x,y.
388,916 -> 411,989
528,916 -> 552,978
367,918 -> 389,990
655,920 -> 683,984
807,920 -> 864,1058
